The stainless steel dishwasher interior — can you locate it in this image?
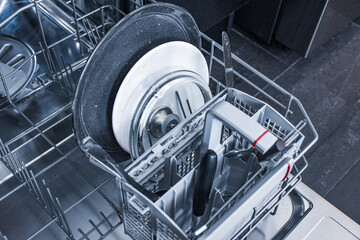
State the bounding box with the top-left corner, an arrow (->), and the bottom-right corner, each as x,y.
0,1 -> 318,240
0,1 -> 127,239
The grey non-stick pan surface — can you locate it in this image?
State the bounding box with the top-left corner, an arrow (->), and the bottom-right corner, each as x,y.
73,3 -> 201,162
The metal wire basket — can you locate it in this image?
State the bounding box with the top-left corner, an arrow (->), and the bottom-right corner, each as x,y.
0,0 -> 317,239
115,33 -> 317,238
84,30 -> 317,239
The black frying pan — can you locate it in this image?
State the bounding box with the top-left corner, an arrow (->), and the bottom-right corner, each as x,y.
72,3 -> 201,162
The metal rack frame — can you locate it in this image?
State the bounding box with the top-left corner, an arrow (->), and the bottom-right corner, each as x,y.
0,0 -> 318,239
0,1 -> 129,239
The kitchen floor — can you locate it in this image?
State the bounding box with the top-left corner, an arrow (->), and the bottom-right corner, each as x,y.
230,19 -> 360,224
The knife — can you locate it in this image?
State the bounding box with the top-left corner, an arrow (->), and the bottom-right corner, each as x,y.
222,31 -> 234,99
192,150 -> 218,231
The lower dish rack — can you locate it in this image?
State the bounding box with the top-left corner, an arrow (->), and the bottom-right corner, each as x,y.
0,1 -> 317,240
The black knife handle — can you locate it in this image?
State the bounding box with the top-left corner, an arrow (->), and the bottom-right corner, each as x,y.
193,150 -> 218,217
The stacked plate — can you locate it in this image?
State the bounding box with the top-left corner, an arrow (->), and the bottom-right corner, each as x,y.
73,3 -> 211,160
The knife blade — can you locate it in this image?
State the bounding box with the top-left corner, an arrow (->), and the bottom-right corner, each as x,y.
222,31 -> 234,93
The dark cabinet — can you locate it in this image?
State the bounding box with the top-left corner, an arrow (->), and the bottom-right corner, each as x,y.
276,0 -> 360,57
235,0 -> 283,44
234,0 -> 360,57
159,0 -> 250,31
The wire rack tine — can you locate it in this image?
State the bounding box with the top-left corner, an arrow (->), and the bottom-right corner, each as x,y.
0,139 -> 23,182
42,180 -> 56,217
77,228 -> 91,240
34,0 -> 51,63
51,191 -> 75,238
46,48 -> 65,91
51,48 -> 71,97
10,152 -> 24,182
30,170 -> 47,206
39,42 -> 54,80
77,210 -> 123,240
55,198 -> 74,238
46,186 -> 62,220
60,56 -> 75,94
0,139 -> 10,168
85,18 -> 98,45
23,164 -> 39,198
4,151 -> 16,175
81,18 -> 95,47
100,7 -> 105,35
44,186 -> 75,239
89,219 -> 103,236
0,139 -> 6,157
20,161 -> 31,189
100,211 -> 113,228
93,20 -> 102,41
71,0 -> 83,55
0,232 -> 7,240
68,63 -> 77,86
93,18 -> 102,39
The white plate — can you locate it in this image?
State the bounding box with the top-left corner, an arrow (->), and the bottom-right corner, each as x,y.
112,41 -> 209,153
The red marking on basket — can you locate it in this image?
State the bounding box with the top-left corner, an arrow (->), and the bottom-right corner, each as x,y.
253,130 -> 269,148
282,162 -> 291,181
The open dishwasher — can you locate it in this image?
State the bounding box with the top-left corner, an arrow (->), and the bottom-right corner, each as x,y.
0,1 -> 330,239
